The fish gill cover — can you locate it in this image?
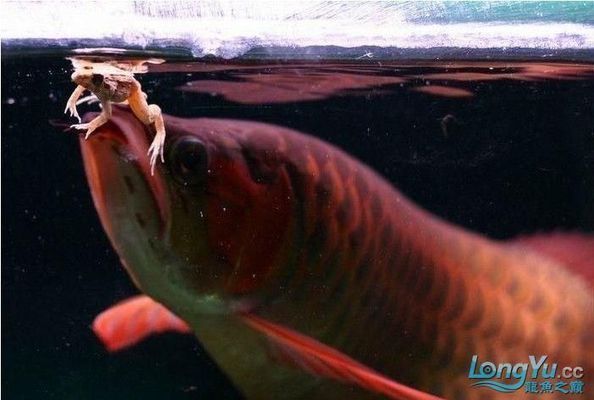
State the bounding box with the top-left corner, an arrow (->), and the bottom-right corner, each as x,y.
2,1 -> 594,59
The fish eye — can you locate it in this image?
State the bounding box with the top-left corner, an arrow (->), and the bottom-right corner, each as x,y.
91,74 -> 104,86
167,137 -> 209,186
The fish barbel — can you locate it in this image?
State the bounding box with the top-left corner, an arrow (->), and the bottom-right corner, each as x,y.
81,107 -> 593,399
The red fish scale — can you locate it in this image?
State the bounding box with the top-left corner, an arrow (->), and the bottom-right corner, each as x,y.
83,111 -> 593,399
255,131 -> 593,399
260,138 -> 443,383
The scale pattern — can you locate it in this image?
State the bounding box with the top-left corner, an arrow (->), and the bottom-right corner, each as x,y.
234,128 -> 594,399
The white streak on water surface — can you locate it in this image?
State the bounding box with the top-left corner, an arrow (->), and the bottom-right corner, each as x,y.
2,1 -> 594,58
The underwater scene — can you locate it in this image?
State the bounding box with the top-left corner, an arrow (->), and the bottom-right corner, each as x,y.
2,2 -> 594,400
3,54 -> 594,400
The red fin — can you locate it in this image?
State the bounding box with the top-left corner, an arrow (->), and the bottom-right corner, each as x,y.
240,313 -> 443,400
92,295 -> 191,352
510,232 -> 594,287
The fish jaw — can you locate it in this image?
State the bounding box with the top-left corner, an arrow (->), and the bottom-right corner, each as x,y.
79,109 -> 235,320
78,112 -> 189,308
79,112 -> 165,282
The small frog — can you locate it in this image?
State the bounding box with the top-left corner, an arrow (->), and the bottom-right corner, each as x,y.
64,65 -> 165,173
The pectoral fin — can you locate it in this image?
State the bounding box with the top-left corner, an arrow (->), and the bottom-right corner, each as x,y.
92,295 -> 191,352
239,313 -> 444,400
92,296 -> 441,399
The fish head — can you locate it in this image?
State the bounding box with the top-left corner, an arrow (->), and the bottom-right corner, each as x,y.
80,108 -> 294,315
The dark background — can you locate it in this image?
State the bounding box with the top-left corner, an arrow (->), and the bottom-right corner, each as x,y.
2,56 -> 594,399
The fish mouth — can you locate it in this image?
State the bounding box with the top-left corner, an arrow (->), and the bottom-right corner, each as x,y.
79,110 -> 171,289
79,110 -> 230,315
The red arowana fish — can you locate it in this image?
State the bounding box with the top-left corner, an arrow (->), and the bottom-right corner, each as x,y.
80,106 -> 593,400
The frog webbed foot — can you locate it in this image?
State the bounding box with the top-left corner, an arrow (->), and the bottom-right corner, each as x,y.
146,104 -> 166,175
64,98 -> 81,123
71,104 -> 111,139
70,122 -> 98,139
147,130 -> 166,175
64,85 -> 85,123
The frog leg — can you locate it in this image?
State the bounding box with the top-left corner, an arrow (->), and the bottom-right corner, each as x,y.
127,90 -> 165,174
76,94 -> 100,106
115,92 -> 144,106
64,85 -> 86,123
146,104 -> 166,175
71,101 -> 112,139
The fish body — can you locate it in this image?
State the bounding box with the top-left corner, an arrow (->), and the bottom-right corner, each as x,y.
81,107 -> 593,399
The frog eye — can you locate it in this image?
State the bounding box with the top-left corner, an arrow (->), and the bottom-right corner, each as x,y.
91,74 -> 104,86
